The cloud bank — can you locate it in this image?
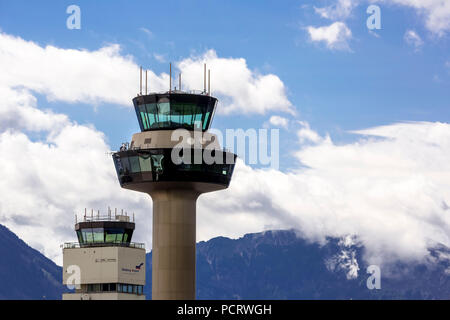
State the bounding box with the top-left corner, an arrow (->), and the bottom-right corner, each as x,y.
177,50 -> 293,115
307,0 -> 450,52
0,86 -> 151,264
379,0 -> 450,36
0,33 -> 292,115
199,121 -> 450,268
0,32 -> 449,272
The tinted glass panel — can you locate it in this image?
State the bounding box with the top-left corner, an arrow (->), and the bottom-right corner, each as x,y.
171,103 -> 183,125
76,231 -> 83,243
121,157 -> 131,173
194,113 -> 202,129
128,285 -> 133,293
82,229 -> 94,243
92,228 -> 104,243
203,112 -> 210,130
129,156 -> 140,173
105,228 -> 125,243
146,103 -> 158,129
158,102 -> 170,128
139,105 -> 149,130
139,155 -> 152,172
133,95 -> 216,132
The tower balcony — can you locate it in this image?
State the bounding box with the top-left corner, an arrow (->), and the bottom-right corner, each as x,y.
112,148 -> 236,193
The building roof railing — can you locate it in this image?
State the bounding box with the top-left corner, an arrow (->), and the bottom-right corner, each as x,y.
118,144 -> 233,154
76,208 -> 135,224
136,89 -> 209,96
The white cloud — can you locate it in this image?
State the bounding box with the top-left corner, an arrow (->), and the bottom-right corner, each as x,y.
0,33 -> 292,115
314,0 -> 450,36
0,33 -> 148,106
315,0 -> 359,20
153,53 -> 166,63
139,27 -> 154,39
375,0 -> 450,36
307,22 -> 352,51
0,32 -> 294,264
1,32 -> 449,273
269,115 -> 289,128
0,87 -> 68,132
297,121 -> 329,144
177,50 -> 293,115
0,87 -> 151,265
198,121 -> 450,269
404,30 -> 424,50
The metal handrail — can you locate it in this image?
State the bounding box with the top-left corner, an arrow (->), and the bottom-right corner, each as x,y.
137,89 -> 209,96
80,215 -> 131,222
116,145 -> 234,154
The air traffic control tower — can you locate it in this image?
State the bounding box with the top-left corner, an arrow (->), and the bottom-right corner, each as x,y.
62,210 -> 146,300
112,65 -> 236,299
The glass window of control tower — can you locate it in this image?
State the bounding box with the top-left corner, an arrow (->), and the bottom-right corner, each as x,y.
137,102 -> 212,131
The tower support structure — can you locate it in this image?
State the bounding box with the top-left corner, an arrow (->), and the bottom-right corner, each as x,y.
113,92 -> 236,299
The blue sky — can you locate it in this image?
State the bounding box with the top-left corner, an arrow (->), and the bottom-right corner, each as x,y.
1,0 -> 450,264
1,0 -> 449,164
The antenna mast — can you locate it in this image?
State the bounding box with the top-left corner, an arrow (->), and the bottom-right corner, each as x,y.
139,66 -> 143,95
169,63 -> 172,93
203,63 -> 206,93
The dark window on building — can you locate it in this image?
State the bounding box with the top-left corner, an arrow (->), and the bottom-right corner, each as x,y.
129,156 -> 141,173
139,155 -> 152,172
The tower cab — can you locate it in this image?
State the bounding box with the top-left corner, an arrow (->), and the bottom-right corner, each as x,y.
62,210 -> 146,300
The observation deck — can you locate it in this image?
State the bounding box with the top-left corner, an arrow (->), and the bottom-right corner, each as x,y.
112,91 -> 237,194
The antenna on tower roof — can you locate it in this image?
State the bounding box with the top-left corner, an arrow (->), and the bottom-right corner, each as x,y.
169,63 -> 172,93
139,66 -> 143,96
203,63 -> 206,93
179,73 -> 181,91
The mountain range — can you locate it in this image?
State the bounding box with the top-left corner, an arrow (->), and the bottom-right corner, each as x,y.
0,224 -> 448,299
